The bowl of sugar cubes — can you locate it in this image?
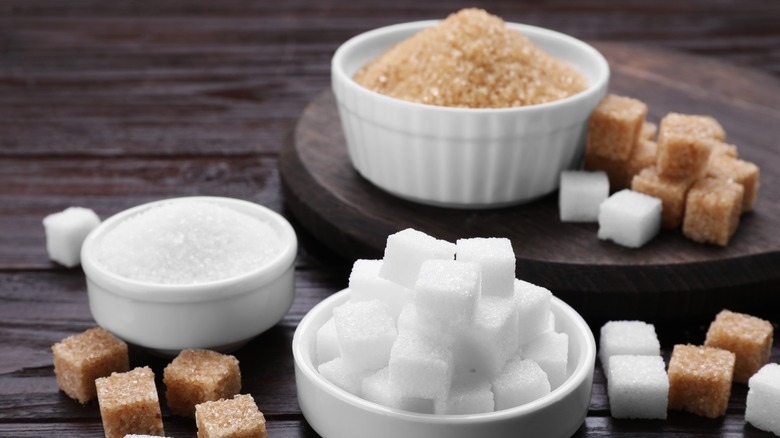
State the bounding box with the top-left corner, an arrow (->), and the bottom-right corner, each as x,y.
81,196 -> 297,355
332,9 -> 609,208
293,228 -> 596,438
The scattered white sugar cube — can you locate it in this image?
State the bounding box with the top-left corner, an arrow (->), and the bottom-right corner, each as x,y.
379,228 -> 456,289
514,279 -> 552,346
456,237 -> 515,297
522,331 -> 569,390
492,357 -> 551,410
607,355 -> 668,419
316,317 -> 340,366
414,260 -> 481,328
333,300 -> 397,371
42,207 -> 101,268
317,357 -> 373,396
746,363 -> 780,435
349,259 -> 412,320
435,372 -> 494,415
457,295 -> 519,377
599,320 -> 660,376
559,170 -> 609,222
389,330 -> 455,400
597,189 -> 661,248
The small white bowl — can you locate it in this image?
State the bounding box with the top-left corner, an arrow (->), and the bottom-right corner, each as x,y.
293,289 -> 596,438
81,196 -> 297,355
332,21 -> 609,208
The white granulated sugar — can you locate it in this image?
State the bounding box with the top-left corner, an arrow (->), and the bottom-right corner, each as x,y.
96,200 -> 282,284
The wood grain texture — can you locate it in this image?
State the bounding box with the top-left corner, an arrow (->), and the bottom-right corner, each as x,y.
1,0 -> 779,436
279,43 -> 780,319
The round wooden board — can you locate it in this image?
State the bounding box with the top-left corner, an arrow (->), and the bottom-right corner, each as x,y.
279,42 -> 780,320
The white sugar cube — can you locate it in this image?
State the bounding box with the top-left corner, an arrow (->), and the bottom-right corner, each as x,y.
457,295 -> 519,377
397,303 -> 446,335
316,317 -> 340,366
379,228 -> 456,289
435,372 -> 494,415
42,207 -> 101,268
607,355 -> 669,419
544,311 -> 556,333
389,330 -> 455,400
598,189 -> 661,248
414,260 -> 481,328
746,363 -> 780,435
559,170 -> 609,222
349,259 -> 412,320
492,357 -> 551,410
599,320 -> 660,376
333,300 -> 397,371
318,357 -> 372,396
456,237 -> 515,297
514,279 -> 552,346
522,331 -> 569,390
362,368 -> 436,414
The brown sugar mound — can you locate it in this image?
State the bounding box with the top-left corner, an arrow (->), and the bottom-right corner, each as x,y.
353,8 -> 588,108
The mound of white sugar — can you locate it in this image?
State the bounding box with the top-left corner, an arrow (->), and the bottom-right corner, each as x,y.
316,228 -> 568,414
96,200 -> 281,284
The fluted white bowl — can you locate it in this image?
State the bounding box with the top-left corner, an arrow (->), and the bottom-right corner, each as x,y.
293,289 -> 596,438
332,20 -> 609,208
81,196 -> 297,355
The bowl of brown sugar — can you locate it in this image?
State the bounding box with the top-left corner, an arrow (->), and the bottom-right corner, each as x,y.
332,8 -> 609,208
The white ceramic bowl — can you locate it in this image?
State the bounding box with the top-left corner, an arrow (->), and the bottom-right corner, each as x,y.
332,21 -> 610,208
293,289 -> 596,438
81,196 -> 297,355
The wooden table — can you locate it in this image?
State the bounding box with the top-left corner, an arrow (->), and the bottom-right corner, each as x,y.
1,1 -> 778,436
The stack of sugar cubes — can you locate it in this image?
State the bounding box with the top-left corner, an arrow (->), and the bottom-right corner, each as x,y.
315,228 -> 567,414
599,320 -> 667,420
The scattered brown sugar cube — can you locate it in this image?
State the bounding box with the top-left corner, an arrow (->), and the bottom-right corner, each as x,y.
656,113 -> 720,179
668,344 -> 735,418
584,153 -> 628,189
195,394 -> 267,438
586,94 -> 648,161
163,349 -> 242,417
640,121 -> 657,140
706,155 -> 760,212
585,137 -> 657,190
705,309 -> 773,383
52,327 -> 129,404
682,178 -> 744,246
96,367 -> 164,438
710,142 -> 738,160
631,166 -> 694,229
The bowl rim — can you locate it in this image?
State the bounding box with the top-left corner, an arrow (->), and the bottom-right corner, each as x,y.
81,196 -> 297,301
292,288 -> 596,424
332,19 -> 610,114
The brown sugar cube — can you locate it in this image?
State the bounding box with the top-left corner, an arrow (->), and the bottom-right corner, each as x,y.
710,142 -> 738,160
656,113 -> 722,179
195,394 -> 267,438
96,367 -> 164,438
668,344 -> 735,418
705,309 -> 774,383
640,121 -> 657,141
624,137 -> 658,187
163,349 -> 241,417
584,137 -> 657,190
631,166 -> 694,229
52,327 -> 129,404
706,155 -> 760,212
584,153 -> 629,190
586,94 -> 648,161
682,178 -> 744,246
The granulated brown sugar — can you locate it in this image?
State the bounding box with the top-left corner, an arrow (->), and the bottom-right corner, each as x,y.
353,8 -> 588,108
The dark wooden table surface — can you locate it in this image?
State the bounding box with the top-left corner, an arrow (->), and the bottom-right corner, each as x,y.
1,1 -> 779,436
